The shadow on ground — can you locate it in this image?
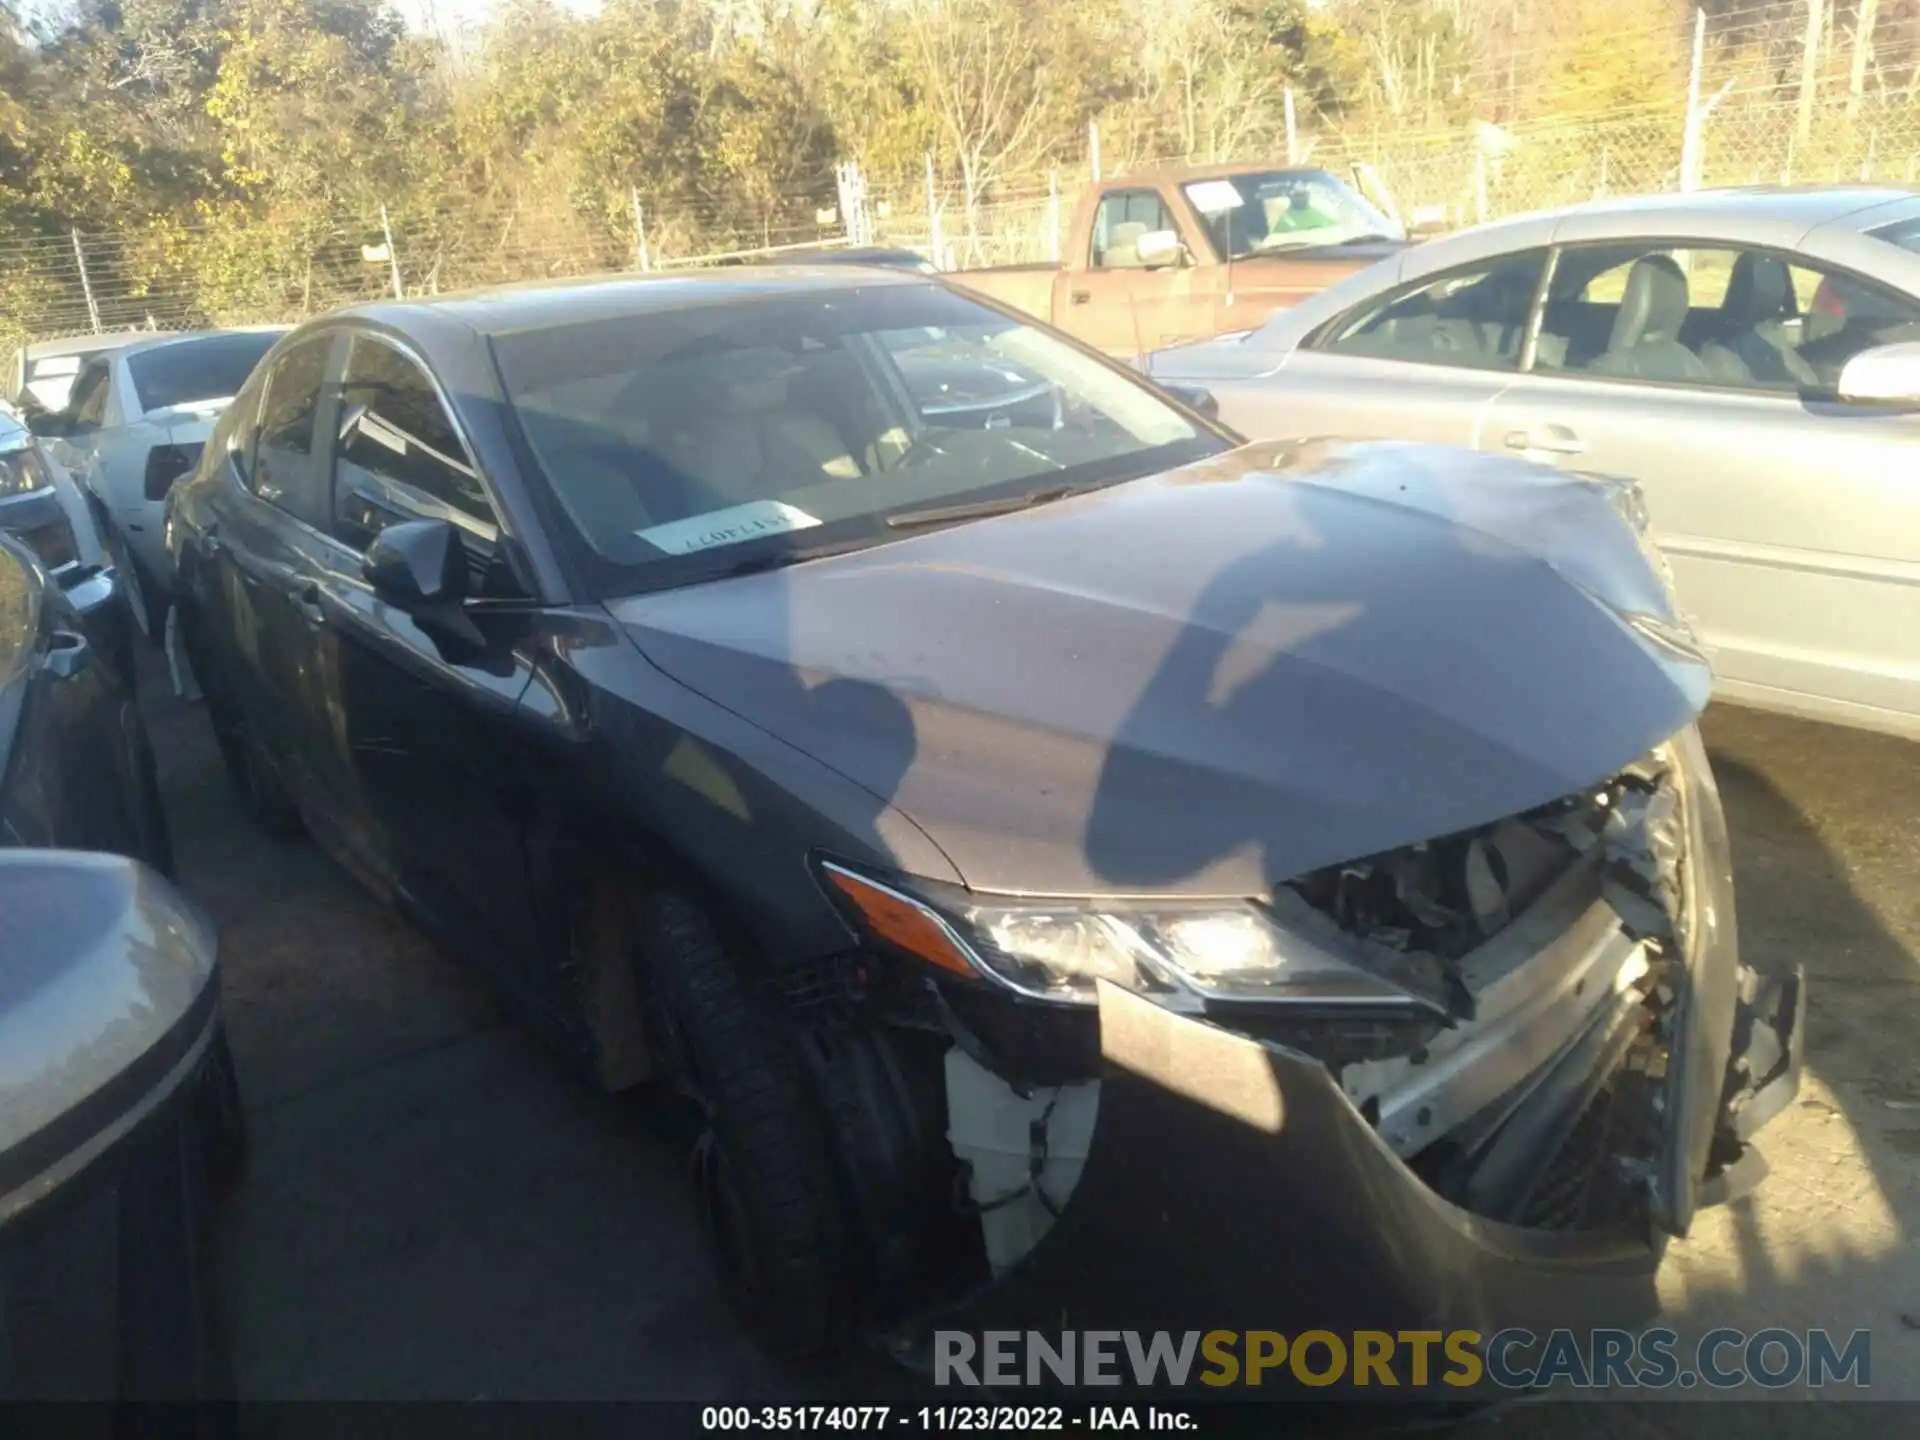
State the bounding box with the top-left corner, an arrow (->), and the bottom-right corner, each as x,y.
136,639 -> 1920,1417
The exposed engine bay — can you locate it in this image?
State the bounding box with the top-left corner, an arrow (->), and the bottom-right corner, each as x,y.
789,745 -> 1787,1303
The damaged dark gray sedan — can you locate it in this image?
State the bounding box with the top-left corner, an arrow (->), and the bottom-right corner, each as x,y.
163,270 -> 1803,1377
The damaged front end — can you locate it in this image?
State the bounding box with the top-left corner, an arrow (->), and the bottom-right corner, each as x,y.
806,724 -> 1802,1376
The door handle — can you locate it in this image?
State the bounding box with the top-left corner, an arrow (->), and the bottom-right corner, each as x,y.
1503,425 -> 1587,457
1070,290 -> 1092,305
293,582 -> 327,627
44,630 -> 91,682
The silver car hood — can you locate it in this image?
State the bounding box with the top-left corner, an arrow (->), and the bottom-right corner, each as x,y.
610,440 -> 1711,897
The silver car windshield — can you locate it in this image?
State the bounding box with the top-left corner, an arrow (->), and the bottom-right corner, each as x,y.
1182,170 -> 1403,259
492,285 -> 1218,588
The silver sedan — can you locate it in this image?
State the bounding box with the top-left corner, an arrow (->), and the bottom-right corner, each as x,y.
1148,186 -> 1920,742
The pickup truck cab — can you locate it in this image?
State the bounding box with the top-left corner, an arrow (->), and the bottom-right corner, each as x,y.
952,163 -> 1412,358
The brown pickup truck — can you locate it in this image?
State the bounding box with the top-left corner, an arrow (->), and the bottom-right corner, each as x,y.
951,163 -> 1413,358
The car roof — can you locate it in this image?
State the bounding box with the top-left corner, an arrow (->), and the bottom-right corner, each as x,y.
754,246 -> 933,269
329,267 -> 931,339
20,330 -> 162,362
114,325 -> 291,363
1473,185 -> 1920,240
1111,161 -> 1338,187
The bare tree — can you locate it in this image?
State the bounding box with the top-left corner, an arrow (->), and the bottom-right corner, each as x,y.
902,0 -> 1063,238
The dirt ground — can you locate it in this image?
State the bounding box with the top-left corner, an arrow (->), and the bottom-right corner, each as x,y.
136,665 -> 1920,1420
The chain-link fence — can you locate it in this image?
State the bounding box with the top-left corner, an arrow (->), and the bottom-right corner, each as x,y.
9,27 -> 1920,372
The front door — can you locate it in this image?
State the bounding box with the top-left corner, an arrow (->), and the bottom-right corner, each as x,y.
1483,241 -> 1920,736
304,331 -> 549,992
1071,188 -> 1217,358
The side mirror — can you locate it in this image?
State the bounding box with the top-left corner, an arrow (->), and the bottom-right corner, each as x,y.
362,517 -> 485,651
1837,341 -> 1920,406
362,517 -> 468,606
1135,230 -> 1188,270
1160,383 -> 1220,420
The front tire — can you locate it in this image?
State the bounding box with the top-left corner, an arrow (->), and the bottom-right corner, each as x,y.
639,890 -> 852,1357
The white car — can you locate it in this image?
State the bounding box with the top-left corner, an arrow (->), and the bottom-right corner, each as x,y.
37,328 -> 286,641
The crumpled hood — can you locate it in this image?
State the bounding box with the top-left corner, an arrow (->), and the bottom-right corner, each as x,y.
609,440 -> 1710,898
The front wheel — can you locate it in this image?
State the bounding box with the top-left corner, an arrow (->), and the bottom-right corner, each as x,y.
639,890 -> 853,1357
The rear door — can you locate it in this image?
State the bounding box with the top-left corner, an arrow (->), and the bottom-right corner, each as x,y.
1482,239 -> 1920,736
1215,247 -> 1548,447
196,332 -> 357,835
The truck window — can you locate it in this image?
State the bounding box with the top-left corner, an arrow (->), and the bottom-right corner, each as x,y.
1091,191 -> 1177,270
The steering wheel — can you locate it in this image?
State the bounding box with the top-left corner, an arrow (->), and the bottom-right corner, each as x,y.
885,429 -> 950,472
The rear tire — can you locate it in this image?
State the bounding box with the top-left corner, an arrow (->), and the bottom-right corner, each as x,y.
106,525 -> 168,649
639,890 -> 852,1357
184,611 -> 302,838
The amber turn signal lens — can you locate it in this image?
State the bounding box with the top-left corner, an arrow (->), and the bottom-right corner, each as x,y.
821,865 -> 978,979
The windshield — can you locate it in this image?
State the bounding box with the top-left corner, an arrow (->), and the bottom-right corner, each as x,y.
1183,170 -> 1403,259
492,284 -> 1220,594
127,332 -> 280,415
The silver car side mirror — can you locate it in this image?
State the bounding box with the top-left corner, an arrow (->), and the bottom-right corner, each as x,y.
1836,341 -> 1920,407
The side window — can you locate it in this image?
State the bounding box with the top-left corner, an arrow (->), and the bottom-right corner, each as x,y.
248,336 -> 334,524
331,336 -> 495,551
1537,243 -> 1920,392
1319,250 -> 1545,371
68,361 -> 110,429
1792,263 -> 1920,388
1091,190 -> 1177,270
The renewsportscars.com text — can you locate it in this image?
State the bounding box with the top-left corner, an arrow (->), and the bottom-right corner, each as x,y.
933,1327 -> 1871,1390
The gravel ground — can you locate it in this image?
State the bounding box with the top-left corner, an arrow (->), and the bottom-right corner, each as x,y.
137,665 -> 1920,1422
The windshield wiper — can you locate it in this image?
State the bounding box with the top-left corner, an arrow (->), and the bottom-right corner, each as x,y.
884,482 -> 1092,530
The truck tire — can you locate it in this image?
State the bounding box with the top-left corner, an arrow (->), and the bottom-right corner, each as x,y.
639,890 -> 852,1357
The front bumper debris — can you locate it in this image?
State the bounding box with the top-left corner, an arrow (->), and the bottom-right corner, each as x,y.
892,732 -> 1803,1399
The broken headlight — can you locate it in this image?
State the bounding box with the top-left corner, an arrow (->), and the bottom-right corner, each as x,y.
819,861 -> 1441,1014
